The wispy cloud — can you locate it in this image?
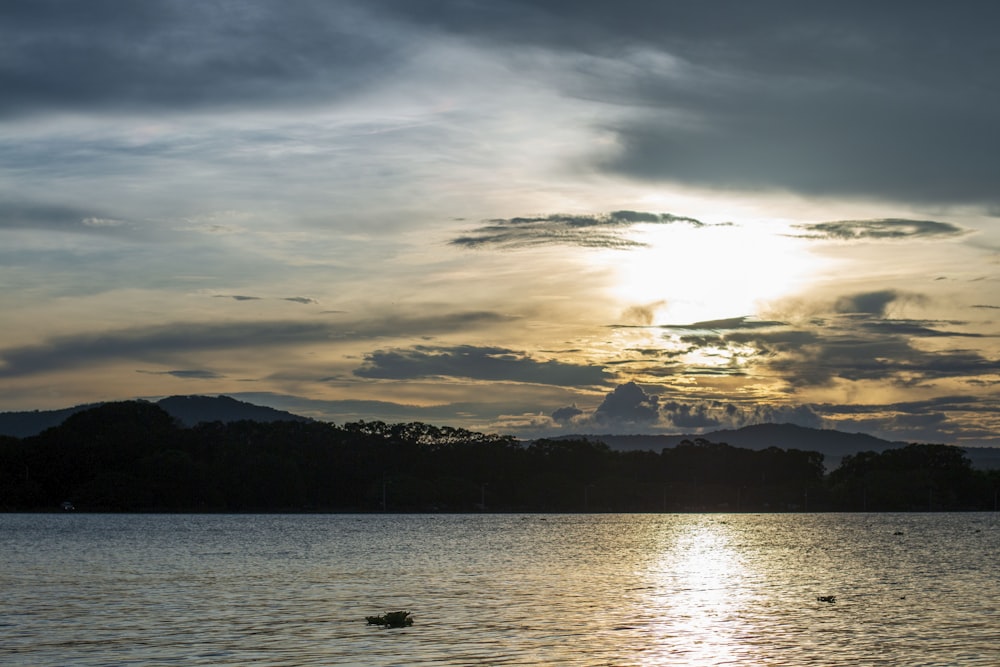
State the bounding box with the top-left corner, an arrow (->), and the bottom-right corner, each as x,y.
794,219 -> 966,241
450,211 -> 707,249
355,345 -> 610,386
0,311 -> 512,378
138,369 -> 224,379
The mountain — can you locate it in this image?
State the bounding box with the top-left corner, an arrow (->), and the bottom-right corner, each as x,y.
155,395 -> 311,428
0,395 -> 310,437
560,423 -> 1000,470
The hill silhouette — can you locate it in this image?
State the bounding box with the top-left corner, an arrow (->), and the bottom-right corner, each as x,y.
0,395 -> 309,437
560,424 -> 1000,471
2,401 -> 996,512
1,397 -> 997,470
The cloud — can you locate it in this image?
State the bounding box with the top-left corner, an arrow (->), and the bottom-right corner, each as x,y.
794,219 -> 967,241
283,297 -> 319,305
545,383 -> 826,433
0,311 -> 511,378
593,381 -> 659,424
354,345 -> 610,386
0,1 -> 404,118
551,405 -> 584,423
0,201 -> 135,234
832,290 -> 926,316
450,211 -> 706,250
215,295 -> 262,302
138,369 -> 223,379
655,295 -> 1000,388
662,316 -> 787,331
658,400 -> 720,429
382,2 -> 1000,205
620,301 -> 667,326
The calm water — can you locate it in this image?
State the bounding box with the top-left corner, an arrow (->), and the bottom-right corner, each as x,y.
1,513 -> 997,666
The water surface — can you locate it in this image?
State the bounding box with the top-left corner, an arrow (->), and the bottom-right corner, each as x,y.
2,513 -> 997,665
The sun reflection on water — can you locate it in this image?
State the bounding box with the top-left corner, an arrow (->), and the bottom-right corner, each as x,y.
642,518 -> 760,666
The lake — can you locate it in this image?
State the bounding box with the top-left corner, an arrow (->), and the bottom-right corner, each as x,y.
1,513 -> 997,665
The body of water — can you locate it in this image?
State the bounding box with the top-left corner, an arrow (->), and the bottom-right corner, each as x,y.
1,513 -> 997,665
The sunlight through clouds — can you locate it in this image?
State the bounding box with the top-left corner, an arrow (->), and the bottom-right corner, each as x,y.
2,1 -> 1000,446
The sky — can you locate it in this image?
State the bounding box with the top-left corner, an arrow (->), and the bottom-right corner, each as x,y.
2,1 -> 1000,446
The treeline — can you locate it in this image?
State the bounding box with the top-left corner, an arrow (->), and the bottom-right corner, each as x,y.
1,401 -> 997,512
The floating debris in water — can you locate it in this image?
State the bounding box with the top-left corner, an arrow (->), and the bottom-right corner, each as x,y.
893,531 -> 905,536
366,611 -> 413,628
817,595 -> 837,603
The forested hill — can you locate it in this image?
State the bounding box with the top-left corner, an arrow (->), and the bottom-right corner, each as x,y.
1,401 -> 997,513
561,424 -> 1000,471
0,395 -> 309,437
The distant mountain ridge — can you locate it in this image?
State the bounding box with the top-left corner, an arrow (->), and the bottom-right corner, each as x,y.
559,423 -> 1000,470
0,395 -> 310,438
2,399 -> 998,470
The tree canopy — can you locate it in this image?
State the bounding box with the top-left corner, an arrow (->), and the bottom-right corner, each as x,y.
1,401 -> 995,512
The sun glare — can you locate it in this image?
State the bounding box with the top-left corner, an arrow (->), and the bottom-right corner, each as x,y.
643,519 -> 756,665
607,223 -> 823,324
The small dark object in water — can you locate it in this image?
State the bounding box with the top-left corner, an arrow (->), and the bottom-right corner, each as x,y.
893,531 -> 904,536
366,611 -> 413,628
817,595 -> 836,603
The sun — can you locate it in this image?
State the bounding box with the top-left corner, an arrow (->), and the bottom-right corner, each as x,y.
604,221 -> 825,324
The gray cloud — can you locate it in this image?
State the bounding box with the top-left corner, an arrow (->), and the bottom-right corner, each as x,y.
0,311 -> 511,378
551,405 -> 584,423
794,219 -> 967,241
355,345 -> 610,386
833,290 -> 926,316
215,295 -> 262,302
0,201 -> 136,234
593,381 -> 659,424
138,369 -> 224,379
654,294 -> 1000,388
554,383 -> 825,433
383,1 -> 1000,205
659,400 -> 721,429
0,0 -> 403,118
663,316 -> 786,331
283,297 -> 319,305
450,211 -> 706,250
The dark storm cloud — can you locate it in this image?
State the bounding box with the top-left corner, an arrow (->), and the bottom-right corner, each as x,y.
355,345 -> 610,386
450,211 -> 706,250
794,219 -> 967,241
0,311 -> 510,378
384,1 -> 1000,205
0,0 -> 401,117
